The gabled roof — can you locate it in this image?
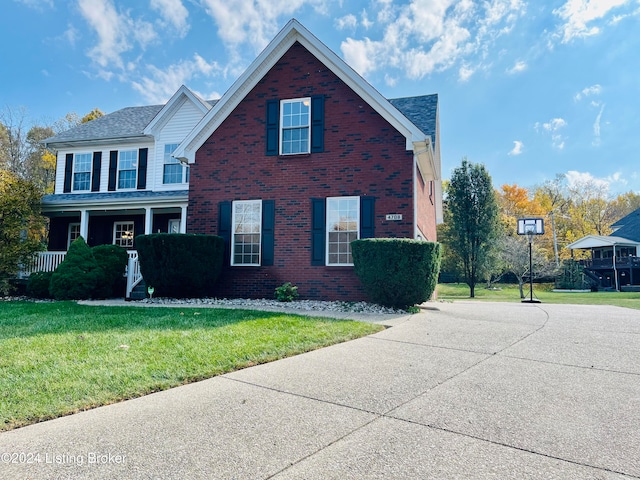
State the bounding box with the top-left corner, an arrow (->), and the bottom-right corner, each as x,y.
43,105 -> 164,148
567,235 -> 640,250
143,85 -> 213,136
389,95 -> 438,146
173,19 -> 435,170
610,207 -> 640,242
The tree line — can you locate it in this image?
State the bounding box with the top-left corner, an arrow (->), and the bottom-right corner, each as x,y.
439,158 -> 640,298
0,107 -> 103,294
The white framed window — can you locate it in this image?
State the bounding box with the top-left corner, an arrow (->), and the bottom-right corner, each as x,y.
72,153 -> 92,191
280,98 -> 310,155
168,219 -> 180,233
114,222 -> 134,248
163,143 -> 188,184
232,200 -> 262,266
118,150 -> 137,189
326,196 -> 359,266
68,223 -> 81,248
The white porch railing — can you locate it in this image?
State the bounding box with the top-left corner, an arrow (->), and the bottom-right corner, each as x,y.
22,250 -> 144,299
125,250 -> 143,299
20,251 -> 67,277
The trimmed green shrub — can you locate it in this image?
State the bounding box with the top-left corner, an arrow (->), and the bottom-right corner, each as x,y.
135,233 -> 225,298
275,282 -> 299,302
92,244 -> 128,298
352,238 -> 442,309
26,271 -> 54,299
49,236 -> 103,300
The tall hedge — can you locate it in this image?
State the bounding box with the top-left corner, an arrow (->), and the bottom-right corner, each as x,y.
49,236 -> 103,300
352,238 -> 442,309
135,233 -> 225,298
92,244 -> 128,298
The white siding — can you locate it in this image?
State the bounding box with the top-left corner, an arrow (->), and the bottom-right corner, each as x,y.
53,142 -> 154,194
152,99 -> 206,191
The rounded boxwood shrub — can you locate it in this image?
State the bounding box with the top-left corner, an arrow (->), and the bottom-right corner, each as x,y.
49,236 -> 104,300
351,238 -> 442,309
92,244 -> 128,298
26,271 -> 54,299
135,233 -> 225,298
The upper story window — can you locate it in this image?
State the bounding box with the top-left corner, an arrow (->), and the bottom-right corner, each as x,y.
326,196 -> 360,266
232,200 -> 262,266
280,98 -> 310,155
163,143 -> 188,184
72,153 -> 92,191
118,150 -> 137,189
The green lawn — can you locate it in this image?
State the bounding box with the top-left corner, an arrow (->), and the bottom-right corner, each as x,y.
437,282 -> 640,310
0,302 -> 383,431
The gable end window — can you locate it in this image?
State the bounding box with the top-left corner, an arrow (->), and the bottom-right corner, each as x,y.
281,98 -> 310,155
118,150 -> 137,189
163,143 -> 188,184
72,153 -> 92,191
266,96 -> 324,156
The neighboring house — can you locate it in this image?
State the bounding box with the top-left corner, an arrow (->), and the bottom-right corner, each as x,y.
36,19 -> 443,302
567,208 -> 640,290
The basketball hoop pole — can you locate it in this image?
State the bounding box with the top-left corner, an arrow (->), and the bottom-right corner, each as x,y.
518,218 -> 543,304
526,230 -> 534,303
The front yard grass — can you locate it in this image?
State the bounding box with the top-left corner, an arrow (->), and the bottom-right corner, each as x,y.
437,283 -> 640,310
0,301 -> 383,431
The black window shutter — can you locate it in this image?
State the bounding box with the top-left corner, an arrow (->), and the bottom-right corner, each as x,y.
218,201 -> 232,265
91,152 -> 102,192
261,200 -> 275,266
360,197 -> 376,239
63,153 -> 73,193
137,148 -> 148,190
310,95 -> 325,153
108,151 -> 118,191
265,100 -> 279,156
311,198 -> 326,266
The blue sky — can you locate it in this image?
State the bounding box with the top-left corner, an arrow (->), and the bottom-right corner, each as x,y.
3,0 -> 640,195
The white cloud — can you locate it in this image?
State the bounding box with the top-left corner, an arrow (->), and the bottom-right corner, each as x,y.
592,103 -> 605,146
150,0 -> 190,37
535,117 -> 568,150
458,64 -> 474,81
507,60 -> 527,74
77,0 -> 157,69
199,0 -> 332,55
565,170 -> 626,194
335,14 -> 357,30
553,0 -> 632,43
574,84 -> 602,101
508,140 -> 524,155
340,0 -> 526,80
132,54 -> 223,104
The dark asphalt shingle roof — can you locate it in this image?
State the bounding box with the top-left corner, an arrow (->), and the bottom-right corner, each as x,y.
389,94 -> 438,145
42,190 -> 189,205
610,207 -> 640,242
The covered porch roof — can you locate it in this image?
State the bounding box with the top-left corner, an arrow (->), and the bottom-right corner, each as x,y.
566,235 -> 640,250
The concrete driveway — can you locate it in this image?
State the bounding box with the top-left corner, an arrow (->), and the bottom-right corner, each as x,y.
1,301 -> 639,479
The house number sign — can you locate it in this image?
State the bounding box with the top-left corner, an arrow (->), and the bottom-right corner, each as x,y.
386,214 -> 403,221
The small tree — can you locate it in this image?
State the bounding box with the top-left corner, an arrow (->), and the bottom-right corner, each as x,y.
92,244 -> 128,298
0,170 -> 45,294
447,158 -> 500,297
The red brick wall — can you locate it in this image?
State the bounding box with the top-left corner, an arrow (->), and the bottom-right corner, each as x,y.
188,42 -> 433,301
416,170 -> 438,241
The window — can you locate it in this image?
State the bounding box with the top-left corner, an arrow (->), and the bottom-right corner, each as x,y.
68,223 -> 80,248
163,143 -> 188,184
118,150 -> 137,189
73,153 -> 92,191
232,200 -> 262,266
280,98 -> 310,155
326,197 -> 359,266
114,222 -> 134,248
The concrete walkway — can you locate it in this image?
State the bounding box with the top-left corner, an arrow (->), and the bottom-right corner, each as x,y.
1,301 -> 639,479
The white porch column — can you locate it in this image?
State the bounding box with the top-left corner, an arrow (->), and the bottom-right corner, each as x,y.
180,206 -> 187,233
145,207 -> 153,234
80,209 -> 89,241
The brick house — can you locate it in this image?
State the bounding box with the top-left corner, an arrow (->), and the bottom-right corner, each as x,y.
34,19 -> 442,301
173,19 -> 442,301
